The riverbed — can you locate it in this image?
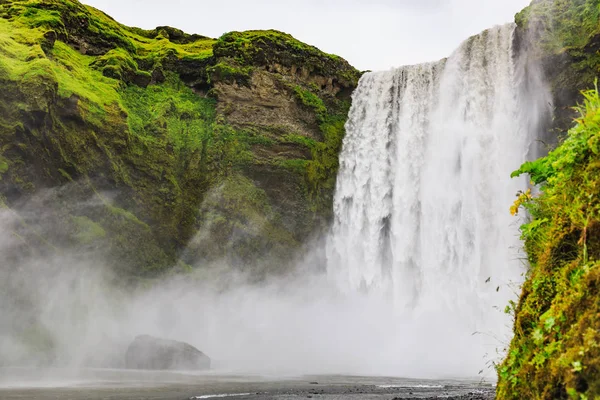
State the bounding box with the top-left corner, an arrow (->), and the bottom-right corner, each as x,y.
0,368 -> 494,399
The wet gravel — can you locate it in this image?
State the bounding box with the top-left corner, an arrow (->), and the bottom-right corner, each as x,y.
0,368 -> 496,399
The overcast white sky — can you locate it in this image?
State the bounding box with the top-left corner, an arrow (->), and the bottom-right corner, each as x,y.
82,0 -> 532,71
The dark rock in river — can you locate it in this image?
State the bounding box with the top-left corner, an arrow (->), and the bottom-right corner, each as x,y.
125,335 -> 210,370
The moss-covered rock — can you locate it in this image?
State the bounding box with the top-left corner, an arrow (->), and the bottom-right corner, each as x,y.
515,0 -> 600,134
497,85 -> 600,400
497,1 -> 600,395
212,30 -> 359,90
497,1 -> 600,397
0,0 -> 360,277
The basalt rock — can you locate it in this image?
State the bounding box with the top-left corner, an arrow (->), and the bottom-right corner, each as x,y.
125,335 -> 211,371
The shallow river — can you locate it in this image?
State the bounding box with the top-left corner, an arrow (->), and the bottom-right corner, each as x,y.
0,368 -> 494,399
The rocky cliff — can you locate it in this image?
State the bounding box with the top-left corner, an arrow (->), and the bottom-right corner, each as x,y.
497,0 -> 600,398
515,0 -> 600,134
0,0 -> 360,277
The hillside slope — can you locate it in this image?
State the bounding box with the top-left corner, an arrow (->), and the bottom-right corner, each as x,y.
0,0 -> 360,276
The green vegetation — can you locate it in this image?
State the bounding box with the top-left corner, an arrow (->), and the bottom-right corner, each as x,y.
121,72 -> 216,151
496,2 -> 600,396
0,0 -> 359,276
293,85 -> 327,119
207,62 -> 253,85
71,215 -> 106,244
497,87 -> 600,399
90,47 -> 151,84
305,104 -> 351,213
212,30 -> 357,83
0,157 -> 9,176
516,0 -> 600,51
517,0 -> 600,132
185,173 -> 298,269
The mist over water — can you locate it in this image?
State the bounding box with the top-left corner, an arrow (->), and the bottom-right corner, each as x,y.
0,24 -> 552,385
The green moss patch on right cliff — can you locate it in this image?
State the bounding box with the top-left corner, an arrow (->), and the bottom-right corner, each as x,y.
497,87 -> 600,400
499,4 -> 600,395
517,0 -> 600,133
516,0 -> 600,51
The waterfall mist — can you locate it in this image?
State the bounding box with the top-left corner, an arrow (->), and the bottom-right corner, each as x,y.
0,23 -> 552,384
1,203 -> 465,379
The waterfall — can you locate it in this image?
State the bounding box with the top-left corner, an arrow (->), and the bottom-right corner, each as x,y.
327,23 -> 551,365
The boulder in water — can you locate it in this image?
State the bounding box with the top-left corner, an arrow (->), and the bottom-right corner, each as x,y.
125,335 -> 210,370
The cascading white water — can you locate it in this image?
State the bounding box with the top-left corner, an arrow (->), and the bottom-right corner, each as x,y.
327,23 -> 551,368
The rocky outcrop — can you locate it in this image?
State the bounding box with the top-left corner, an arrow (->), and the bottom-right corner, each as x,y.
514,0 -> 600,136
125,335 -> 210,370
203,31 -> 361,252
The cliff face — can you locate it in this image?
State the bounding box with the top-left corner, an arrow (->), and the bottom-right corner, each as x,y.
497,0 -> 600,398
0,0 -> 360,276
515,0 -> 600,134
498,89 -> 600,399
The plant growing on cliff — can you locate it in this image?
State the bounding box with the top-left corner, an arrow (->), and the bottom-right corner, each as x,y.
515,0 -> 600,51
498,86 -> 600,399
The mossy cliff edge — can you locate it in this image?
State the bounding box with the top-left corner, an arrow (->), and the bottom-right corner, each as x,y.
498,0 -> 600,398
514,0 -> 600,134
0,0 -> 360,276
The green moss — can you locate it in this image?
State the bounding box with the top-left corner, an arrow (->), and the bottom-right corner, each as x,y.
305,103 -> 351,214
281,133 -> 317,148
187,173 -> 297,267
121,71 -> 215,150
0,0 -> 358,277
220,30 -> 341,62
516,0 -> 599,51
276,158 -> 309,173
518,0 -> 600,133
498,86 -> 600,399
130,26 -> 215,63
14,5 -> 65,32
106,205 -> 148,230
90,47 -> 148,84
71,215 -> 106,244
58,168 -> 72,181
0,158 -> 8,181
2,0 -> 132,51
49,41 -> 122,123
293,85 -> 327,120
213,29 -> 360,86
207,61 -> 253,85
